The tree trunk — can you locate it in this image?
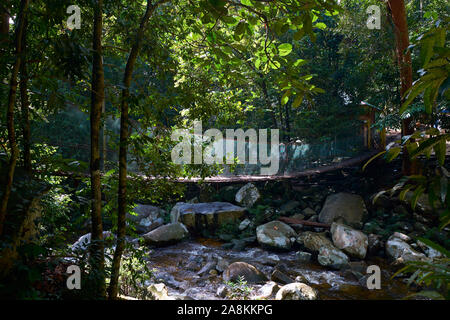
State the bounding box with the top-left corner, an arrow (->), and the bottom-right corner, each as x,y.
284,103 -> 291,142
20,16 -> 31,174
0,0 -> 29,237
259,77 -> 278,128
101,100 -> 106,171
89,0 -> 106,298
108,0 -> 164,300
387,0 -> 417,175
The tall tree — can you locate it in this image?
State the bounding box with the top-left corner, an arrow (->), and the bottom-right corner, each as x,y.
89,0 -> 106,298
387,0 -> 417,175
108,0 -> 168,300
0,0 -> 30,236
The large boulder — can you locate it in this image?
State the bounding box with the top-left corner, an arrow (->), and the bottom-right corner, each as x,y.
275,283 -> 318,300
331,222 -> 368,259
256,221 -> 297,250
318,193 -> 367,229
385,234 -> 428,264
297,231 -> 333,253
223,262 -> 267,284
142,223 -> 189,246
127,204 -> 165,234
170,202 -> 245,233
317,245 -> 349,269
235,183 -> 260,208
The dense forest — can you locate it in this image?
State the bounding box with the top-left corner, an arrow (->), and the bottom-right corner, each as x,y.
0,0 -> 449,301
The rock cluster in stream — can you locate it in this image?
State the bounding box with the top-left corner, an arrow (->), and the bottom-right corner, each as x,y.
71,181 -> 449,300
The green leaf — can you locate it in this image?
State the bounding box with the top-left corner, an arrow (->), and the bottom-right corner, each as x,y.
281,90 -> 291,105
400,81 -> 433,114
278,43 -> 293,57
314,22 -> 327,30
362,151 -> 386,171
222,16 -> 238,26
372,190 -> 387,205
292,93 -> 304,108
399,184 -> 413,201
234,21 -> 246,40
420,38 -> 435,67
241,0 -> 253,6
434,139 -> 446,166
411,185 -> 425,210
386,146 -> 401,162
410,134 -> 450,159
293,59 -> 306,67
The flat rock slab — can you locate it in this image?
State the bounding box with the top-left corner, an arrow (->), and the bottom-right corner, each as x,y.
170,202 -> 246,232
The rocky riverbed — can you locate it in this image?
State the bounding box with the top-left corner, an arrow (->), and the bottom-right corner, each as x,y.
71,168 -> 449,300
142,239 -> 414,300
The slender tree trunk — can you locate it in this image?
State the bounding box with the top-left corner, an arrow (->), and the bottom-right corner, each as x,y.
19,16 -> 31,174
101,100 -> 106,171
259,77 -> 278,128
89,0 -> 106,298
387,0 -> 417,175
284,103 -> 291,142
0,0 -> 29,237
108,0 -> 165,300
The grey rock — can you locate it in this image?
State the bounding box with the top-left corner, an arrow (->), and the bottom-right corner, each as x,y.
170,202 -> 245,232
235,183 -> 260,208
275,283 -> 318,300
386,235 -> 428,264
271,269 -> 294,284
143,223 -> 189,246
223,262 -> 267,284
302,208 -> 316,217
317,245 -> 349,269
331,222 -> 368,259
256,281 -> 280,299
127,204 -> 166,234
239,218 -> 252,231
216,256 -> 230,273
256,221 -> 297,250
297,231 -> 333,253
280,201 -> 300,214
295,251 -> 312,262
319,192 -> 367,229
148,283 -> 170,300
216,285 -> 229,298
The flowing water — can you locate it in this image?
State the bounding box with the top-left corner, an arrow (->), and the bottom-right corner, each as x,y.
144,238 -> 413,300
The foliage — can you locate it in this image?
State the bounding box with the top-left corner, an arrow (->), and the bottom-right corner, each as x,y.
224,275 -> 254,300
393,237 -> 450,299
117,244 -> 154,299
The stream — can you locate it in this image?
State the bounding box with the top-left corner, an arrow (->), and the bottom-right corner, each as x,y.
144,238 -> 413,300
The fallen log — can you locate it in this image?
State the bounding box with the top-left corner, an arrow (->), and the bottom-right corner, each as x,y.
278,216 -> 330,229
